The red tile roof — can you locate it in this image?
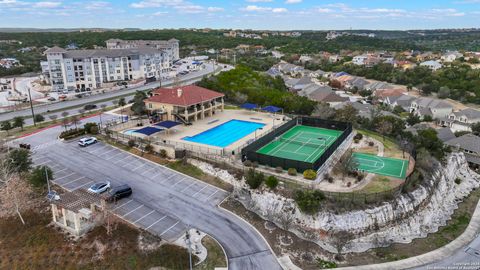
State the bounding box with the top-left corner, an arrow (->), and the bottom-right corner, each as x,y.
146,85 -> 224,106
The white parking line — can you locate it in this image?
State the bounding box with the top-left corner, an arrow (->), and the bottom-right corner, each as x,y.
181,182 -> 196,192
145,215 -> 167,230
122,204 -> 143,218
89,145 -> 108,154
132,163 -> 146,172
132,210 -> 156,224
205,190 -> 219,200
113,199 -> 134,210
99,148 -> 117,157
113,154 -> 132,164
35,160 -> 51,166
171,178 -> 184,188
191,185 -> 208,197
72,180 -> 94,191
141,167 -> 157,175
54,168 -> 68,174
104,151 -> 124,160
55,172 -> 75,181
160,221 -> 180,236
62,176 -> 85,186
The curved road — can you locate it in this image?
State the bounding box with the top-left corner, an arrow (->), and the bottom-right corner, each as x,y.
0,62 -> 221,125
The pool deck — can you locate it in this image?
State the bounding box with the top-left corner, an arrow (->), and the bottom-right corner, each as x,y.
149,109 -> 286,154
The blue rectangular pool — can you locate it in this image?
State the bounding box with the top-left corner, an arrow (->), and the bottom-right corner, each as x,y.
183,119 -> 265,147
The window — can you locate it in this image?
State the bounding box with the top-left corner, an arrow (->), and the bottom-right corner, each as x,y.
148,103 -> 152,109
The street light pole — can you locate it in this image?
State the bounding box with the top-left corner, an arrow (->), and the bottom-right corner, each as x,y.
185,225 -> 193,270
27,87 -> 36,126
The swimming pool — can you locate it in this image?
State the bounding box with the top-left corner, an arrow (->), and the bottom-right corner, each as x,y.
123,129 -> 139,135
183,119 -> 265,147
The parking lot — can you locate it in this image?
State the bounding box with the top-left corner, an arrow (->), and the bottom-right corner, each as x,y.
30,138 -> 231,242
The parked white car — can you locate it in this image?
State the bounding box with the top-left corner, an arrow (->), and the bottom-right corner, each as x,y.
87,181 -> 111,194
78,137 -> 97,147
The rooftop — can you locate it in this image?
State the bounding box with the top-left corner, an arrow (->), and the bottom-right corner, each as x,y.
52,189 -> 102,212
146,85 -> 224,107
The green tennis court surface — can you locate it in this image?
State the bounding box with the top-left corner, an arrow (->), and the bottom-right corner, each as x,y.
257,125 -> 343,163
351,152 -> 409,179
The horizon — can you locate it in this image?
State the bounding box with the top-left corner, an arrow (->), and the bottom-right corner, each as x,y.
0,0 -> 479,30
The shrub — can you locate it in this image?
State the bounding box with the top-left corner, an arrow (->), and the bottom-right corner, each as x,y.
316,258 -> 337,269
294,189 -> 325,214
275,166 -> 283,173
144,144 -> 153,154
159,149 -> 168,158
59,128 -> 85,140
356,173 -> 364,182
29,166 -> 53,188
303,169 -> 317,180
368,141 -> 375,147
288,168 -> 297,176
127,139 -> 135,148
354,139 -> 359,144
245,168 -> 264,189
265,176 -> 279,189
354,133 -> 363,140
347,182 -> 351,187
455,178 -> 462,185
34,114 -> 45,123
328,176 -> 334,183
8,149 -> 32,173
243,160 -> 253,167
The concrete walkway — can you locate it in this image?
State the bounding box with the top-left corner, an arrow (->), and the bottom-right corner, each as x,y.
337,199 -> 480,269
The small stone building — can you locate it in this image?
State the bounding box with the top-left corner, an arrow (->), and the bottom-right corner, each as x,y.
51,189 -> 103,237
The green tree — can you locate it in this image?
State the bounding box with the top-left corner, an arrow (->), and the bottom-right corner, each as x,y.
12,116 -> 25,131
294,189 -> 325,214
406,113 -> 421,126
415,128 -> 447,160
7,149 -> 32,173
1,120 -> 12,135
118,97 -> 127,107
471,122 -> 480,135
28,165 -> 53,188
245,168 -> 264,189
131,91 -> 147,115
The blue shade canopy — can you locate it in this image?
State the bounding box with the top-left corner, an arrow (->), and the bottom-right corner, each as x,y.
154,120 -> 181,129
133,126 -> 163,136
334,71 -> 349,77
261,105 -> 282,113
241,103 -> 259,110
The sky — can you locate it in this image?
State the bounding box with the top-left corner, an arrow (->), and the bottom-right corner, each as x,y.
0,0 -> 480,30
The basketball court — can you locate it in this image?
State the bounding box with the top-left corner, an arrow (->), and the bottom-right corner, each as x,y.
351,152 -> 409,179
257,125 -> 343,163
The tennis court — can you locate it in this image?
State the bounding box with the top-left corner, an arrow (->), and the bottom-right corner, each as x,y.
256,125 -> 343,163
351,152 -> 409,179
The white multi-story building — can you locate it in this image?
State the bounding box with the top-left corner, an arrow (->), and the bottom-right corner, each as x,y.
105,38 -> 180,61
44,46 -> 173,91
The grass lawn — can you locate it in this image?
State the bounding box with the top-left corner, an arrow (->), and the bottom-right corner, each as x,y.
195,236 -> 228,269
0,211 -> 195,270
357,129 -> 405,159
355,175 -> 404,194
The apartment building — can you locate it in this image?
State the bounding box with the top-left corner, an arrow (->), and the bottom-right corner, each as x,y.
44,46 -> 172,91
105,38 -> 180,61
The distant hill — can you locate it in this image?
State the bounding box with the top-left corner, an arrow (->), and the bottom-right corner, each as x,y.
0,28 -> 142,33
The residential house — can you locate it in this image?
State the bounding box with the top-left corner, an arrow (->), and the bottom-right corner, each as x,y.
0,58 -> 20,69
277,62 -> 304,76
266,67 -> 281,77
285,77 -> 313,91
51,189 -> 103,237
394,60 -> 416,70
440,108 -> 480,132
441,51 -> 463,63
329,54 -> 342,63
384,94 -> 416,111
410,97 -> 453,119
144,85 -> 225,124
420,60 -> 442,71
299,84 -> 347,106
0,78 -> 13,91
445,134 -> 480,167
352,55 -> 368,65
344,77 -> 369,90
364,81 -> 393,92
334,101 -> 398,120
299,55 -> 313,63
374,88 -> 406,102
271,50 -> 284,59
406,123 -> 455,143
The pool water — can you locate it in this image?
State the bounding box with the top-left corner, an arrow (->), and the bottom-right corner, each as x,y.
123,129 -> 139,135
183,119 -> 265,147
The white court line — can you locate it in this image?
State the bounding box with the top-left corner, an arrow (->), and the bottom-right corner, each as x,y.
55,172 -> 75,181
122,205 -> 144,218
132,163 -> 146,172
133,210 -> 156,224
145,215 -> 167,230
205,190 -> 219,200
191,185 -> 208,197
160,221 -> 180,236
181,182 -> 197,192
62,176 -> 85,186
113,199 -> 134,210
72,180 -> 94,191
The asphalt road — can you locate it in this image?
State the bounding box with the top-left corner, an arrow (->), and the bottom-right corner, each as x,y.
13,115 -> 281,270
0,63 -> 220,125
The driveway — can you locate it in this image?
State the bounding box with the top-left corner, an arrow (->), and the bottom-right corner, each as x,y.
14,122 -> 281,270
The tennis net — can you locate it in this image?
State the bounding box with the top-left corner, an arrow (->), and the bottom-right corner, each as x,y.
277,137 -> 325,148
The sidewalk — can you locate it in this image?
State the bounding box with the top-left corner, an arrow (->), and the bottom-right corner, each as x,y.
337,199 -> 480,269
